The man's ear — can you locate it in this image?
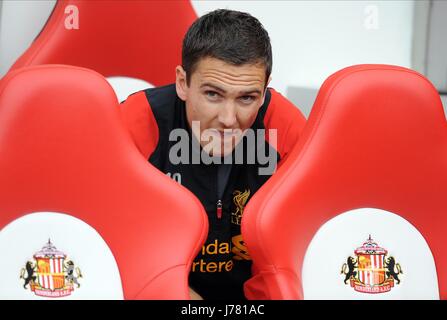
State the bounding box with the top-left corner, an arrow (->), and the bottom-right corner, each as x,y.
176,66 -> 188,101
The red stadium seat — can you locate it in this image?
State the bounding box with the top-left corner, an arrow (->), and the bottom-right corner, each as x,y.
0,65 -> 207,299
242,65 -> 447,300
8,0 -> 197,86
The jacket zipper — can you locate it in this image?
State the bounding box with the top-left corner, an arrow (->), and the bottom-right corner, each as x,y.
216,199 -> 223,219
216,164 -> 222,219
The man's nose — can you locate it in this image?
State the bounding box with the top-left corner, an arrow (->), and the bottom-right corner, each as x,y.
218,102 -> 237,128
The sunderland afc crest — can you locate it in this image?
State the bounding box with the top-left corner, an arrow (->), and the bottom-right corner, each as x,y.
20,239 -> 82,298
341,235 -> 403,294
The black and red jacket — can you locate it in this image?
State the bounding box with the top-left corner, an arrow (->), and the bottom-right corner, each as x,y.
120,84 -> 306,299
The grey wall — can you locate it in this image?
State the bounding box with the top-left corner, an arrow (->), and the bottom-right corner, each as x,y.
288,0 -> 446,119
286,86 -> 318,119
426,0 -> 447,92
411,0 -> 430,75
0,0 -> 56,77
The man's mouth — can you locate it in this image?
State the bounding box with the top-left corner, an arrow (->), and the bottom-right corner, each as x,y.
215,129 -> 242,138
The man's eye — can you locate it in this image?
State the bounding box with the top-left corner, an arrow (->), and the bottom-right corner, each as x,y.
240,96 -> 255,103
205,91 -> 220,98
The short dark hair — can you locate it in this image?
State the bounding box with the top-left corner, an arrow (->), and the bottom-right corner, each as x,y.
182,9 -> 272,87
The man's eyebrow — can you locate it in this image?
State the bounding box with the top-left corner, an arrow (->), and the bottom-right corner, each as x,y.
238,89 -> 262,96
200,83 -> 227,93
201,83 -> 262,96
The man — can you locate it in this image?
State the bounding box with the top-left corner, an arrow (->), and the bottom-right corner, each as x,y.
120,9 -> 306,300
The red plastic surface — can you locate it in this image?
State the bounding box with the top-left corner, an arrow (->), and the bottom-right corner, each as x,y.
0,65 -> 208,299
242,65 -> 447,299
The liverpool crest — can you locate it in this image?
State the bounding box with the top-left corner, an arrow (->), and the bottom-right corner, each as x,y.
231,189 -> 250,225
20,239 -> 82,298
341,235 -> 402,294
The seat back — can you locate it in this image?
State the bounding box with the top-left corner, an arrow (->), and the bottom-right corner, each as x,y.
242,65 -> 447,299
0,65 -> 207,299
8,0 -> 197,86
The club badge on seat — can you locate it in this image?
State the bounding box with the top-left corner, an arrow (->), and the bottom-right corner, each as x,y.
20,239 -> 82,298
341,235 -> 403,294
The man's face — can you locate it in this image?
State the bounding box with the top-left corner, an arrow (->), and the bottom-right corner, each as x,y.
176,57 -> 269,157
